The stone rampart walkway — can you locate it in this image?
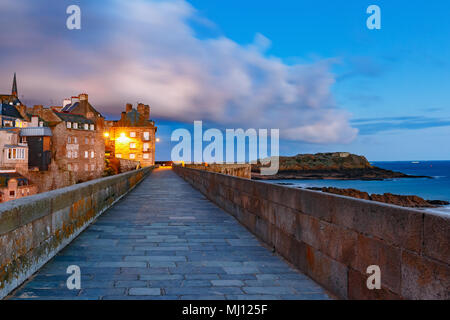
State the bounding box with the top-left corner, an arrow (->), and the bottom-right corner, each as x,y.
9,168 -> 331,300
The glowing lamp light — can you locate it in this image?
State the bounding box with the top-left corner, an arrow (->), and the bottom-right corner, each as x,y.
104,132 -> 109,138
117,132 -> 130,143
156,138 -> 160,142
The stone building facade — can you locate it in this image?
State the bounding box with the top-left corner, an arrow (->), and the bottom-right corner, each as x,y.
0,170 -> 37,203
20,94 -> 105,192
104,103 -> 157,167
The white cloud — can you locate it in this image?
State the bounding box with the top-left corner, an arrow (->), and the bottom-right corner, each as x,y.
0,0 -> 358,144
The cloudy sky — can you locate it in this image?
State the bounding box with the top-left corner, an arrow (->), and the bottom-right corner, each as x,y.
1,0 -> 449,160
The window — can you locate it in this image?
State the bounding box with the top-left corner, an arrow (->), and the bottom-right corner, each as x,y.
7,148 -> 26,160
68,164 -> 72,171
74,164 -> 78,171
39,121 -> 43,127
73,123 -> 78,129
91,164 -> 95,171
74,137 -> 78,144
84,124 -> 89,130
143,132 -> 150,140
67,150 -> 71,158
129,153 -> 136,159
73,151 -> 78,158
9,190 -> 15,198
67,122 -> 72,129
91,138 -> 94,145
84,151 -> 88,158
130,132 -> 136,138
90,124 -> 95,131
91,151 -> 94,158
85,137 -> 89,144
68,136 -> 71,143
143,143 -> 149,151
129,142 -> 136,149
85,164 -> 89,171
143,153 -> 149,159
116,154 -> 122,158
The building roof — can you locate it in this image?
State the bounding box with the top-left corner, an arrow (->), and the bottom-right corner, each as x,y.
0,172 -> 31,187
61,100 -> 102,118
0,98 -> 23,119
54,112 -> 94,124
20,127 -> 53,137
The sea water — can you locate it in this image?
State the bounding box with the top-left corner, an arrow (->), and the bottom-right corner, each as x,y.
268,160 -> 450,215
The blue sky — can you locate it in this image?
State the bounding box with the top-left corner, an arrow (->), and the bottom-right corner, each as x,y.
0,0 -> 449,161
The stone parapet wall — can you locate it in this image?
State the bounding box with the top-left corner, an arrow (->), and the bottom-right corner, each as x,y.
184,164 -> 251,179
119,159 -> 140,172
174,166 -> 449,300
0,166 -> 152,299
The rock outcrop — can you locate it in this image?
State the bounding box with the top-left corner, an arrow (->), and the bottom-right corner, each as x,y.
307,186 -> 449,208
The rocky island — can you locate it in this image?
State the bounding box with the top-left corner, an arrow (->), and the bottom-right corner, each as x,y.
252,152 -> 431,180
305,187 -> 449,208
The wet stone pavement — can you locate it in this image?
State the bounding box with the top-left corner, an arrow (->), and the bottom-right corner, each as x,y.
9,168 -> 331,300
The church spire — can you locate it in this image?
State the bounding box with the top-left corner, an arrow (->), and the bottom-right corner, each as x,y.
11,72 -> 18,97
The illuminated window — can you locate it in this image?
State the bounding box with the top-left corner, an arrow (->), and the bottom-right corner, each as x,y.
90,124 -> 95,131
67,150 -> 71,158
74,137 -> 78,144
129,142 -> 136,149
143,143 -> 149,151
143,132 -> 150,140
130,132 -> 136,138
84,124 -> 89,130
143,153 -> 149,159
73,123 -> 78,129
116,154 -> 122,158
84,151 -> 88,158
91,151 -> 94,158
129,153 -> 136,159
73,151 -> 78,158
67,122 -> 72,129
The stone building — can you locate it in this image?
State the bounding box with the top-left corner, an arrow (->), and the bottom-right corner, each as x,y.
21,94 -> 105,191
0,128 -> 28,171
104,103 -> 157,167
0,170 -> 37,203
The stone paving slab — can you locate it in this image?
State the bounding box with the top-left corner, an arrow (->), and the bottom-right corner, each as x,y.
8,168 -> 331,300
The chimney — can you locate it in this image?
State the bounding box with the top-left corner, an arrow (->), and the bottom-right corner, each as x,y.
32,105 -> 44,117
63,98 -> 71,107
71,96 -> 79,104
126,103 -> 132,113
137,103 -> 150,120
31,115 -> 39,127
79,93 -> 88,101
